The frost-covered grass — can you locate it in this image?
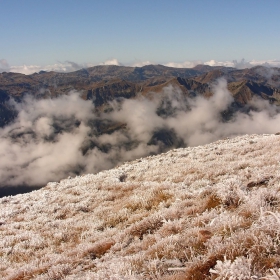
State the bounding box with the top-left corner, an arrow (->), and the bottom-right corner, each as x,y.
1,134 -> 280,279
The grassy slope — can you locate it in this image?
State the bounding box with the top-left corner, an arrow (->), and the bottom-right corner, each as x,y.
1,134 -> 280,279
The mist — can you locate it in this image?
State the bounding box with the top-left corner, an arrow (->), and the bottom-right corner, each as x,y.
1,78 -> 280,196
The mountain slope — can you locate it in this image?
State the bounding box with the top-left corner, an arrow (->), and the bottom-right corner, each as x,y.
228,80 -> 280,105
1,134 -> 280,279
0,65 -> 201,98
1,65 -> 280,128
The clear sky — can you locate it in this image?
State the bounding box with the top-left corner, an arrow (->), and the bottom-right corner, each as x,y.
1,0 -> 280,69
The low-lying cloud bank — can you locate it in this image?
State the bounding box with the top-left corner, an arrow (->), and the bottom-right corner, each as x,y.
1,58 -> 280,75
1,78 -> 280,194
0,58 -> 123,75
0,59 -> 95,75
204,58 -> 280,69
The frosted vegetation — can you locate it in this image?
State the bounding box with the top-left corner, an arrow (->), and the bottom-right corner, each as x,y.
1,133 -> 280,279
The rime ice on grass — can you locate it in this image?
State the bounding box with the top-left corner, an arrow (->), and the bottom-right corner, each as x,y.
1,134 -> 280,279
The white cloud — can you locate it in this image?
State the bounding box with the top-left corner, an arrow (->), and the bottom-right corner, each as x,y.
204,59 -> 280,69
204,59 -> 235,67
0,58 -> 121,75
164,60 -> 203,68
249,59 -> 280,67
8,61 -> 94,75
131,60 -> 153,67
7,58 -> 121,75
152,59 -> 280,69
99,58 -> 121,66
1,58 -> 280,75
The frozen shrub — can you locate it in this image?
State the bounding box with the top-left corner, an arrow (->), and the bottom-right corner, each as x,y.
265,268 -> 280,280
209,256 -> 254,279
46,263 -> 72,280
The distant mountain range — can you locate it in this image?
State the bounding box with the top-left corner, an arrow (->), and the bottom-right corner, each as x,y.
1,64 -> 280,126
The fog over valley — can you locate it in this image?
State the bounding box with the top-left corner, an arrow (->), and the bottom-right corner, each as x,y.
1,75 -> 280,197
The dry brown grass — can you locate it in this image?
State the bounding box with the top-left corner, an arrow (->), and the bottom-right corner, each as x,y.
85,240 -> 115,259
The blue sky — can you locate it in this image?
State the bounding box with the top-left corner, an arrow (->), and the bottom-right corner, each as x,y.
1,0 -> 280,69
